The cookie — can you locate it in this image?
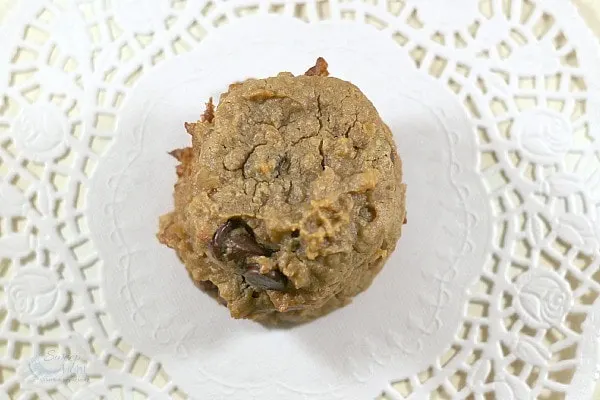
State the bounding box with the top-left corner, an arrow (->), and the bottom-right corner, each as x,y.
158,58 -> 407,324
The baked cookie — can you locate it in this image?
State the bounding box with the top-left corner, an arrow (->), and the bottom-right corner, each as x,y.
158,58 -> 407,324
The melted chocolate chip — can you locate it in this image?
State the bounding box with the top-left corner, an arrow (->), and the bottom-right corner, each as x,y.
211,219 -> 288,292
243,264 -> 288,291
211,219 -> 272,261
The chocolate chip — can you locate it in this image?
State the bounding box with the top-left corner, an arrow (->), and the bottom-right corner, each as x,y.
211,219 -> 288,291
243,264 -> 288,291
211,219 -> 272,262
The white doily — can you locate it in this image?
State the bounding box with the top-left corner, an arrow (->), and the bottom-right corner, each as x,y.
1,1 -> 600,399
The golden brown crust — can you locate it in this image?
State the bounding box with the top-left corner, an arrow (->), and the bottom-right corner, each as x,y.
169,147 -> 194,178
200,97 -> 214,123
304,57 -> 329,77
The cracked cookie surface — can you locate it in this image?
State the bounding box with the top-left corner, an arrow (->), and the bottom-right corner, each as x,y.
158,59 -> 407,324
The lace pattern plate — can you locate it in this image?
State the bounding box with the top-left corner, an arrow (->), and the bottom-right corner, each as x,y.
1,1 -> 600,399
